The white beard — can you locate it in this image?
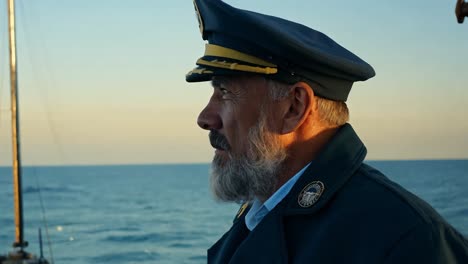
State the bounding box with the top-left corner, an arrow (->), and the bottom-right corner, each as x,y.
210,115 -> 287,203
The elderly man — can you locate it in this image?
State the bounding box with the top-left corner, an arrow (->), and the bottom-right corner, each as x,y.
186,0 -> 468,263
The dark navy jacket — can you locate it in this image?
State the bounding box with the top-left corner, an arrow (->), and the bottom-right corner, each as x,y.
208,124 -> 468,263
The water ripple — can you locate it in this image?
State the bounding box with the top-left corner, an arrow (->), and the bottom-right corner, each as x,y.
104,233 -> 162,243
89,251 -> 161,263
23,186 -> 82,194
169,242 -> 193,248
189,255 -> 206,261
103,231 -> 190,244
82,226 -> 141,234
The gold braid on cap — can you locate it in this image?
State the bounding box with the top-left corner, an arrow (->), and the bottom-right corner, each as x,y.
197,44 -> 278,74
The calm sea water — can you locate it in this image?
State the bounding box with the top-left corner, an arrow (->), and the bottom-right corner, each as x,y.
0,160 -> 467,263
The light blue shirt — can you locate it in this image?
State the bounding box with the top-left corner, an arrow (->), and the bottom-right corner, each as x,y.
245,163 -> 311,231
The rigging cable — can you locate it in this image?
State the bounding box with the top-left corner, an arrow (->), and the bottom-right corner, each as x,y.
16,1 -> 59,263
17,0 -> 67,161
0,0 -> 7,128
33,167 -> 55,264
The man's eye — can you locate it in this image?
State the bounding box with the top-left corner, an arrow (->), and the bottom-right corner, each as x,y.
220,88 -> 229,95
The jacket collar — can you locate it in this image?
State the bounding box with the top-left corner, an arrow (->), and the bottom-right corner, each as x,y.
282,123 -> 367,215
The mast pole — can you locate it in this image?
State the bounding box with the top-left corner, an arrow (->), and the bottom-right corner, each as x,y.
7,0 -> 27,250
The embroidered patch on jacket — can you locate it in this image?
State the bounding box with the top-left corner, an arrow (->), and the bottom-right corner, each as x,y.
298,181 -> 325,208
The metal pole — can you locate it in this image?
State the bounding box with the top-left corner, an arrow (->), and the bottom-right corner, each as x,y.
7,0 -> 27,249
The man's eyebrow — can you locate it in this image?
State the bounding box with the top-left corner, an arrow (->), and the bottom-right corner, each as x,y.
211,78 -> 228,89
211,79 -> 220,88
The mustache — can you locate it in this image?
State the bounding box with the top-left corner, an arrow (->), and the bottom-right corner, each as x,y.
209,130 -> 231,151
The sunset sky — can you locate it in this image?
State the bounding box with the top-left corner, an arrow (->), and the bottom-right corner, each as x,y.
0,0 -> 467,165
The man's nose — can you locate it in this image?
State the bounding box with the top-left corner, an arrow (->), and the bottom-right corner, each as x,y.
197,102 -> 222,130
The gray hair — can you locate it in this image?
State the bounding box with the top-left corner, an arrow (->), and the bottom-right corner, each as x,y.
266,79 -> 349,126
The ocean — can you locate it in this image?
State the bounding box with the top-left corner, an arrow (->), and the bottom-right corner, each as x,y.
0,160 -> 467,263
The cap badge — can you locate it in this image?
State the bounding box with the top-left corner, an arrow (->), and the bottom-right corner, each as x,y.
193,0 -> 204,37
298,181 -> 325,208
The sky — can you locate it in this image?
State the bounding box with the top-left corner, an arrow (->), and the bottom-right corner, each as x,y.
0,0 -> 467,166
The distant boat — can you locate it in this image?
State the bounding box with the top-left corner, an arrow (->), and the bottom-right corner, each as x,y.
1,0 -> 50,263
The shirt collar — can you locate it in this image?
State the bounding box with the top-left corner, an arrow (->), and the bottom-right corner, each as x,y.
245,163 -> 311,231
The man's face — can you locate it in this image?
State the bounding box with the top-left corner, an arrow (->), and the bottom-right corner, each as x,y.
197,75 -> 287,202
198,76 -> 267,158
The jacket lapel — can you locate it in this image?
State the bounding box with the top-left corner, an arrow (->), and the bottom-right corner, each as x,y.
208,216 -> 250,264
230,208 -> 288,263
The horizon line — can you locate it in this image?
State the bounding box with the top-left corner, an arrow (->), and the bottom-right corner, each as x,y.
0,158 -> 467,168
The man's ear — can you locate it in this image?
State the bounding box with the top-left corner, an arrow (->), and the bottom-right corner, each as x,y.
281,82 -> 315,134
